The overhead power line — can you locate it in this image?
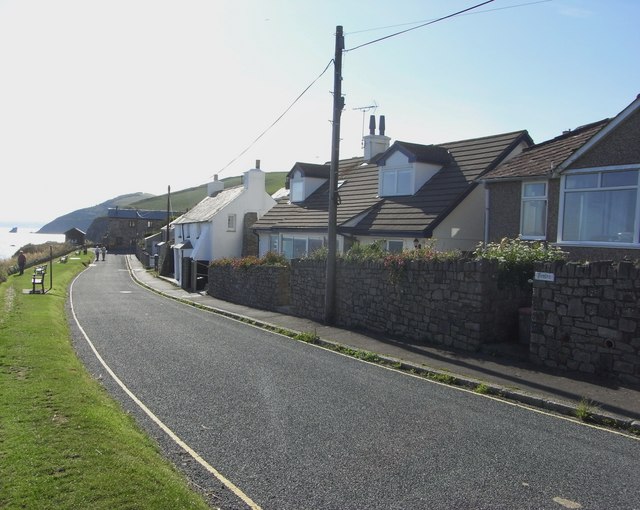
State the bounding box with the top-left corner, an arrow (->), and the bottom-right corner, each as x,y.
346,0 -> 552,36
345,0 -> 494,52
215,58 -> 334,177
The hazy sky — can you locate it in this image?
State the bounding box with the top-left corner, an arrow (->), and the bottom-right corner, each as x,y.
1,0 -> 638,226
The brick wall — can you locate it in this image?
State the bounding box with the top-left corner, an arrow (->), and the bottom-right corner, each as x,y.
530,260 -> 640,384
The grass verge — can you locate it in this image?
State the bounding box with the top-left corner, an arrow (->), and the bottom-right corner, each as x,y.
0,256 -> 211,509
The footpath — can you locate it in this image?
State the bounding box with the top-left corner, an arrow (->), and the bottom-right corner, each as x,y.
126,255 -> 640,432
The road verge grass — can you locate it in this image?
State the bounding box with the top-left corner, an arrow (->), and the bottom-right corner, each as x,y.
0,256 -> 211,509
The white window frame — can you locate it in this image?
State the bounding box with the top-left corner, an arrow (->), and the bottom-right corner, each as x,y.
387,240 -> 404,253
557,165 -> 640,246
280,235 -> 326,259
290,171 -> 304,203
227,214 -> 237,232
380,167 -> 413,197
520,181 -> 548,240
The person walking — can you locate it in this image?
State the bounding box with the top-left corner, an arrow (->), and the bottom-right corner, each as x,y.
17,251 -> 26,275
94,245 -> 100,262
101,245 -> 107,261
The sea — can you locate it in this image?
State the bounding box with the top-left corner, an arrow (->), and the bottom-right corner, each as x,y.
0,225 -> 66,260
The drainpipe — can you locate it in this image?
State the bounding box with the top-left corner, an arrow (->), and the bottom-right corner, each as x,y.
483,182 -> 490,245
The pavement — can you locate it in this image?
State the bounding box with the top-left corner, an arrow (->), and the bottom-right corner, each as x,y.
125,255 -> 640,432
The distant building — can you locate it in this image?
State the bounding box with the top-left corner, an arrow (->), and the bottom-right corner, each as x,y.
64,227 -> 86,246
104,208 -> 170,253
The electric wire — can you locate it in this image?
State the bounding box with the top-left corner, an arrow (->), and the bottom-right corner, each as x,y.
215,58 -> 334,177
346,0 -> 552,36
346,0 -> 494,52
215,0 -> 548,177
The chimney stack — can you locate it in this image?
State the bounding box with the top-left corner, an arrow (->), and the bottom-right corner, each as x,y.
363,115 -> 391,161
207,174 -> 224,196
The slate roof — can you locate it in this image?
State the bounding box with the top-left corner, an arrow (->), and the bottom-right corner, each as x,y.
107,208 -> 168,220
374,141 -> 452,166
285,162 -> 330,188
253,130 -> 532,237
172,187 -> 243,224
482,119 -> 609,180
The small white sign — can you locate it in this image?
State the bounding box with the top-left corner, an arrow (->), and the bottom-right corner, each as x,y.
534,271 -> 555,282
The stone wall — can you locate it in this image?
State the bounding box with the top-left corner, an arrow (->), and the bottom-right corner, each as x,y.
530,260 -> 640,384
291,259 -> 530,351
208,264 -> 290,311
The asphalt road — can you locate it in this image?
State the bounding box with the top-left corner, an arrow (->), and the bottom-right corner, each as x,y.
68,255 -> 640,510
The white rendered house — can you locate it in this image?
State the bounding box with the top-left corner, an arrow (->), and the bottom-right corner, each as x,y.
171,164 -> 276,289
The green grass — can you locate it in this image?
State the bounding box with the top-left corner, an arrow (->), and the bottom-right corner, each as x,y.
575,398 -> 599,422
130,172 -> 288,212
0,256 -> 212,509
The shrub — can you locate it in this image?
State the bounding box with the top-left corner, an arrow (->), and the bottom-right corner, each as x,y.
209,252 -> 289,269
473,237 -> 566,288
0,242 -> 74,284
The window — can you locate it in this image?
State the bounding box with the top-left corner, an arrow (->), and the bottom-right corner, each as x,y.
520,181 -> 547,239
381,168 -> 412,196
290,170 -> 304,202
227,214 -> 236,231
281,235 -> 325,259
387,240 -> 404,253
128,220 -> 136,228
560,169 -> 639,244
291,181 -> 304,202
269,235 -> 279,253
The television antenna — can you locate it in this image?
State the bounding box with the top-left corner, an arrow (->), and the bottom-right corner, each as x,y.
353,101 -> 378,146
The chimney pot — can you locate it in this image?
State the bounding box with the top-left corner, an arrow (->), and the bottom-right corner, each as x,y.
379,115 -> 386,136
369,115 -> 376,135
255,159 -> 260,169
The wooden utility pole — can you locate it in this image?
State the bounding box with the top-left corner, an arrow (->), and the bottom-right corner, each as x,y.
165,185 -> 171,243
324,25 -> 344,325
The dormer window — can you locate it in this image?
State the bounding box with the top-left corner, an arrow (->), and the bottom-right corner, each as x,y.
287,163 -> 329,203
377,142 -> 450,198
290,170 -> 304,202
381,167 -> 412,196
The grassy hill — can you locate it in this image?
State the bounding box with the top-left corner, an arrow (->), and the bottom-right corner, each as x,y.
129,172 -> 287,211
38,192 -> 156,234
37,173 -> 288,235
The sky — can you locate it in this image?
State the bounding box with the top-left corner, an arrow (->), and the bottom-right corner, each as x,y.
0,0 -> 638,227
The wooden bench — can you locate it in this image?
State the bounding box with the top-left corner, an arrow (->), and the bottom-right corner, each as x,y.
31,266 -> 47,294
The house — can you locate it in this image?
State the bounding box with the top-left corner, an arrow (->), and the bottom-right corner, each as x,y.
252,116 -> 533,257
64,227 -> 86,246
104,208 -> 169,253
170,164 -> 277,290
482,95 -> 640,261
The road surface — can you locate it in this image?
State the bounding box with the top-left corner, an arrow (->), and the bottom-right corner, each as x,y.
68,255 -> 640,509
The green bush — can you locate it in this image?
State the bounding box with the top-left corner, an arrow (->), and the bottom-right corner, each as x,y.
473,237 -> 566,288
210,251 -> 289,269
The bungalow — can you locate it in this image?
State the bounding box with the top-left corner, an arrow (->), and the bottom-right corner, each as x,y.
252,116 -> 533,257
171,164 -> 276,290
482,95 -> 640,261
